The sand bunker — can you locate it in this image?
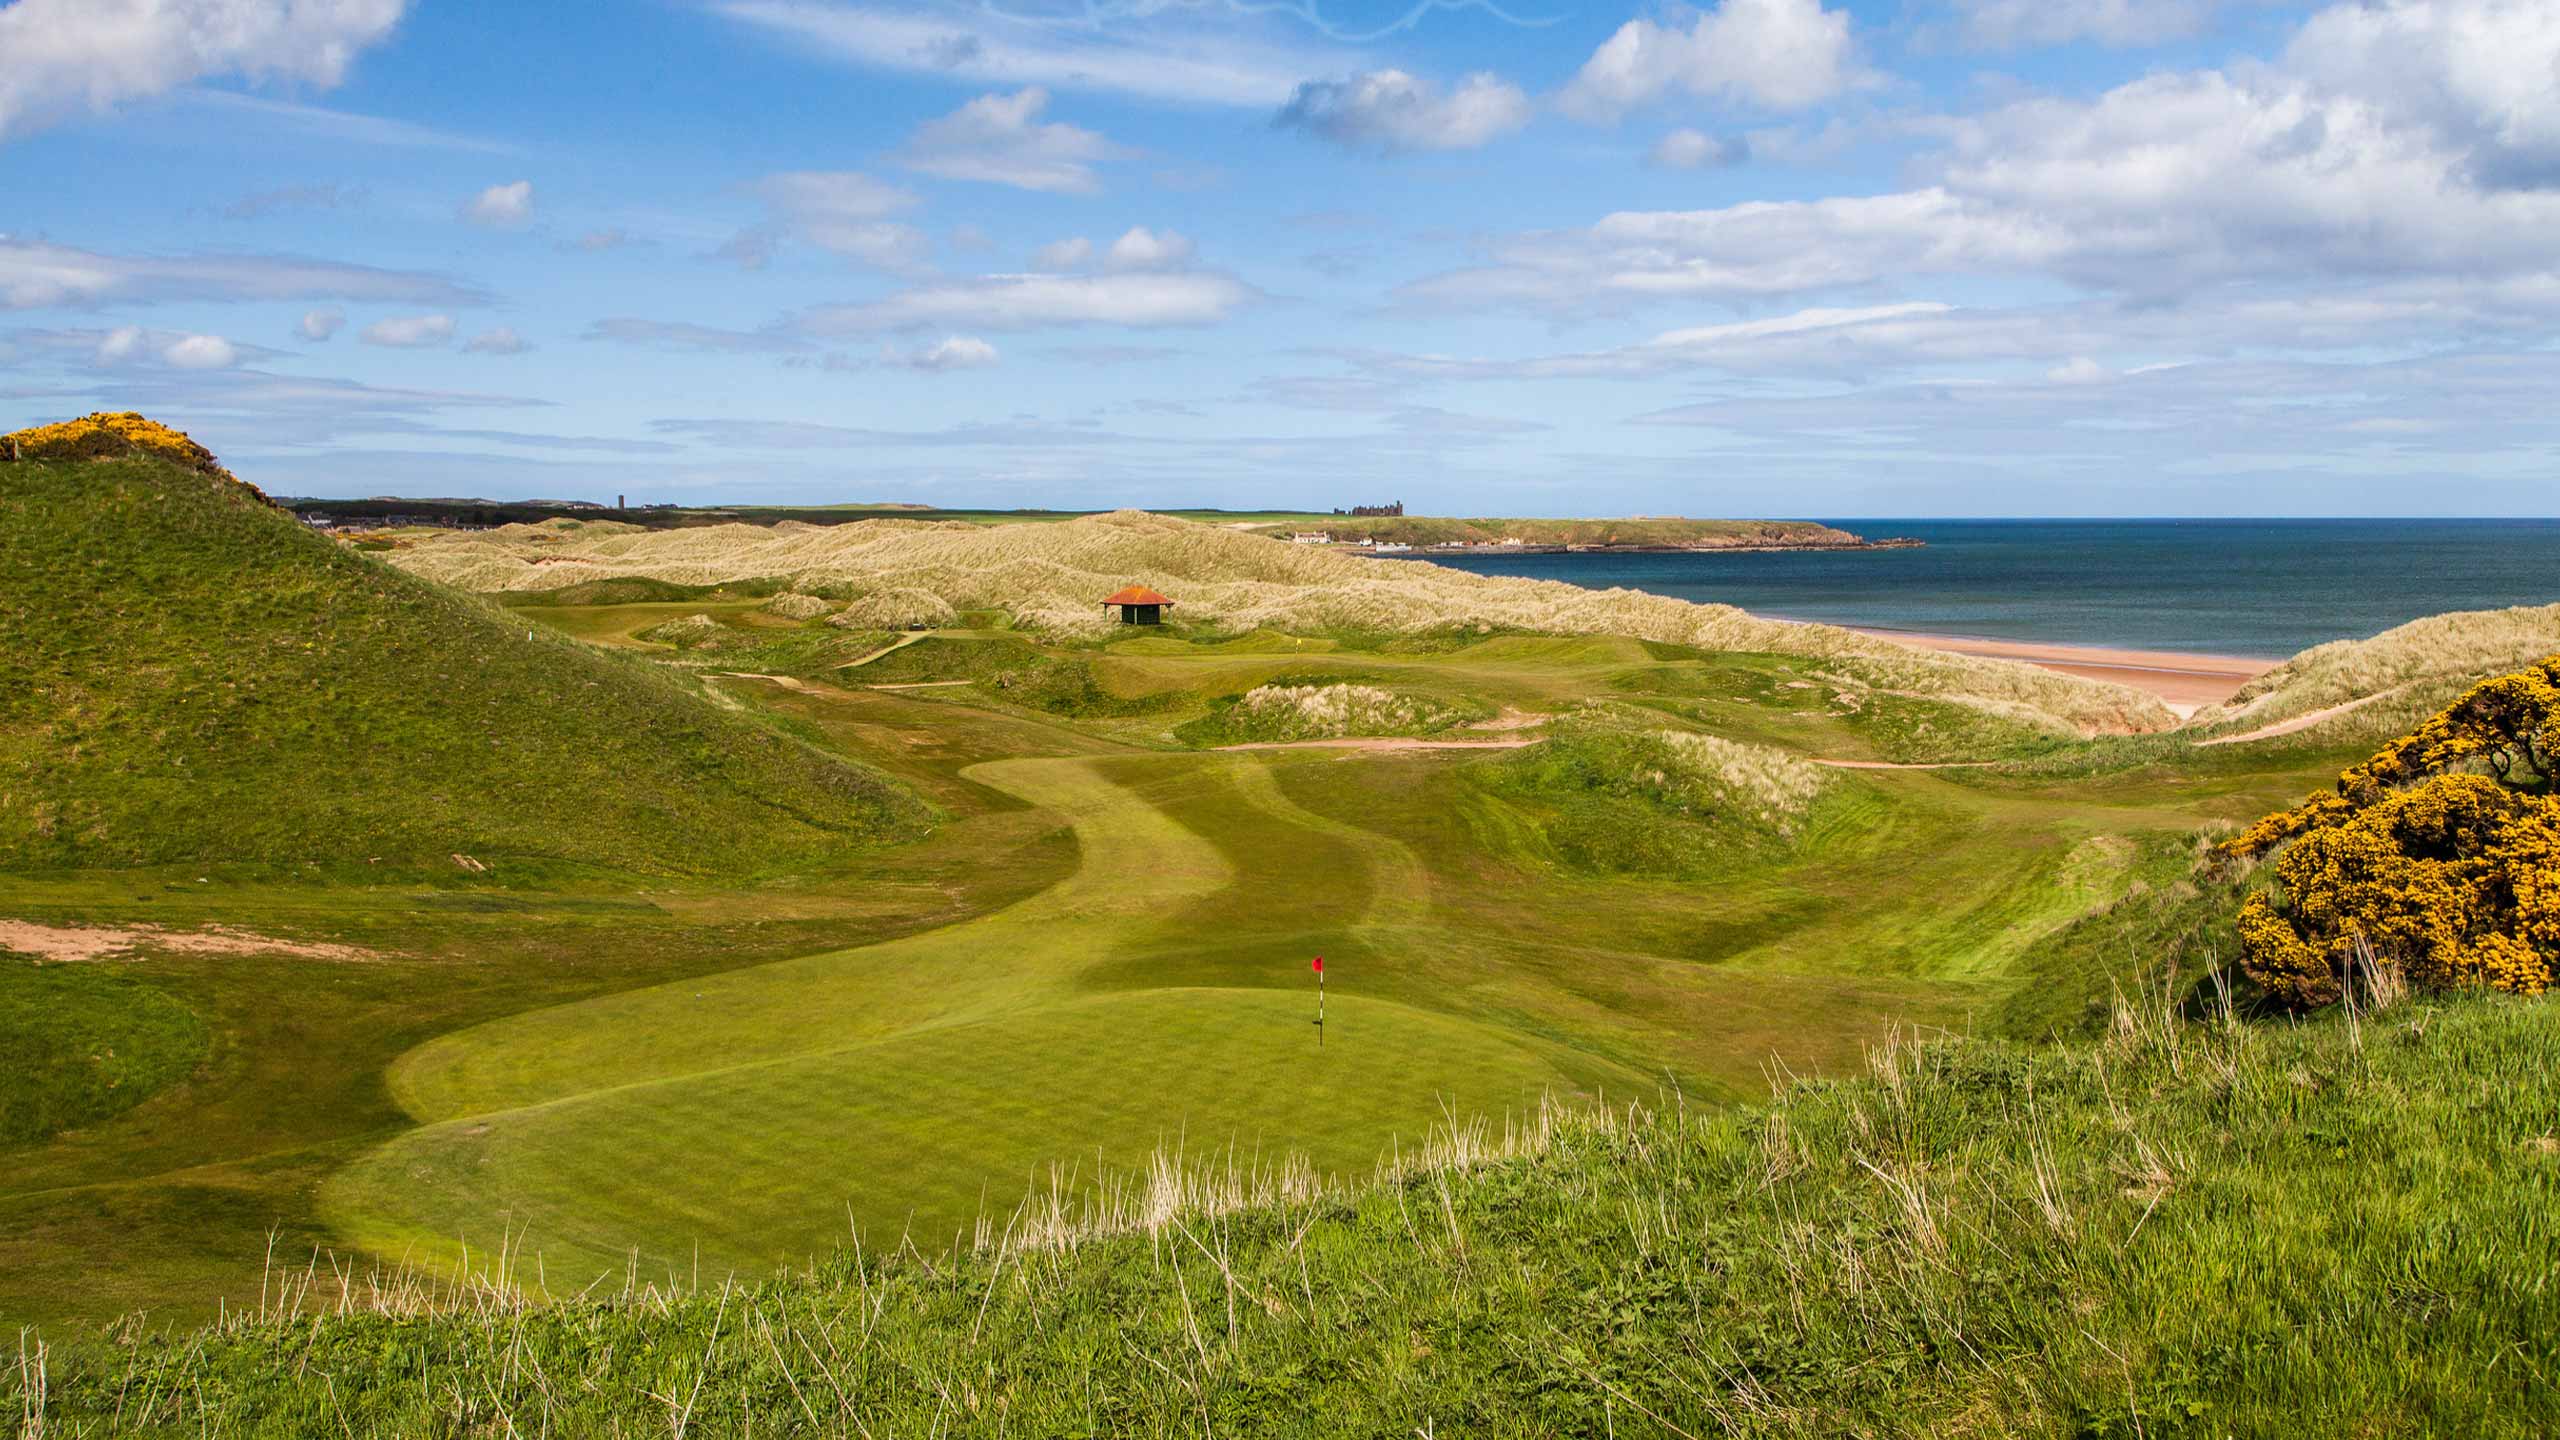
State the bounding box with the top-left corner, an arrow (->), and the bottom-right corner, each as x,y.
0,921 -> 378,964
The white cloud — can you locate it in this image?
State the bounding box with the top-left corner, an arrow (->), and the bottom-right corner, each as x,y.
726,171 -> 928,271
0,237 -> 482,310
2285,0 -> 2560,187
709,0 -> 1342,108
1104,226 -> 1195,271
0,0 -> 407,143
570,228 -> 631,253
461,180 -> 535,228
900,87 -> 1120,193
298,308 -> 344,341
75,324 -> 245,369
1648,127 -> 1749,168
361,313 -> 456,347
889,335 -> 1000,370
1032,236 -> 1093,270
1413,0 -> 2560,317
161,332 -> 239,369
463,326 -> 531,355
94,325 -> 147,364
790,269 -> 1255,334
1560,0 -> 1863,122
1275,69 -> 1531,152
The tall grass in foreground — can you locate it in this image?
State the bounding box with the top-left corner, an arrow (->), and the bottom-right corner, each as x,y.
15,988 -> 2554,1436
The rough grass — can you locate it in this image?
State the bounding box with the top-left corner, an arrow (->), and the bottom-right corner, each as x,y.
0,960 -> 207,1146
1481,709 -> 1844,874
2192,602 -> 2560,739
1172,681 -> 1483,746
0,457 -> 929,879
383,511 -> 2174,736
16,993 -> 2553,1437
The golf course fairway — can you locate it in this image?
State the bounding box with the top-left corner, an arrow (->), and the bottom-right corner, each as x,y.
324,753 -> 1637,1285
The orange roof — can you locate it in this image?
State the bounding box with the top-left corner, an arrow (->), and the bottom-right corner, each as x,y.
1103,584 -> 1172,606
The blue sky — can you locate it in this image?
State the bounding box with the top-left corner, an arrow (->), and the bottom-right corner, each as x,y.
3,0 -> 2556,515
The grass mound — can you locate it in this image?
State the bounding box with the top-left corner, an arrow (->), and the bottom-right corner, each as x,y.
0,454 -> 929,878
2,413 -> 240,487
0,960 -> 207,1146
384,510 -> 2173,736
849,635 -> 1179,720
21,993 -> 2552,1435
1485,710 -> 1846,873
1173,680 -> 1485,746
2193,603 -> 2560,739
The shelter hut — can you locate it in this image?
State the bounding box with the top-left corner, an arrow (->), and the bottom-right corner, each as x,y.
1103,584 -> 1173,626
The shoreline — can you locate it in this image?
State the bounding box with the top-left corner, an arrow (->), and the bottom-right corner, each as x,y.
1855,628 -> 2278,717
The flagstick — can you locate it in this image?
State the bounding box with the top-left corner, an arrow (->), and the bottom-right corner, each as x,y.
1318,964 -> 1326,1049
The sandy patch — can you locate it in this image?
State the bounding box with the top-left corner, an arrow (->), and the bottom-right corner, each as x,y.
1217,736 -> 1542,753
1856,629 -> 2276,713
0,921 -> 379,965
2194,688 -> 2397,747
1808,758 -> 1999,771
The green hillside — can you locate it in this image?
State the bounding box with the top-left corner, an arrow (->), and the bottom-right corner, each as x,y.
15,993 -> 2553,1436
0,456 -> 928,880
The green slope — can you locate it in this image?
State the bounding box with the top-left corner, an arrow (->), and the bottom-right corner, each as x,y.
20,994 -> 2555,1435
0,456 -> 928,879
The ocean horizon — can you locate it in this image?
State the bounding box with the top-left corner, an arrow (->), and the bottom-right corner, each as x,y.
1409,517 -> 2560,659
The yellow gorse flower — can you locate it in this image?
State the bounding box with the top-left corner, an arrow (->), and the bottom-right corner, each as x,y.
2226,655 -> 2560,1005
2,410 -> 252,484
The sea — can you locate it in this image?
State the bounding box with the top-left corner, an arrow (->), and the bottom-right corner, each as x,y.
1411,519 -> 2560,660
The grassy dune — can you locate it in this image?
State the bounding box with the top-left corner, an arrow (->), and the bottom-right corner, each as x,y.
2192,601 -> 2560,739
383,510 -> 2176,735
0,458 -> 926,879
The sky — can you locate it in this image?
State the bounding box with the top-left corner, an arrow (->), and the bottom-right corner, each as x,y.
2,0 -> 2556,516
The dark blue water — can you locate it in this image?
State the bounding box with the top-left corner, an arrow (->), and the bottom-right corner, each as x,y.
1417,520 -> 2560,659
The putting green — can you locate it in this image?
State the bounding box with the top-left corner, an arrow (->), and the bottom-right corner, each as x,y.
329,751 -> 1629,1285
325,988 -> 1584,1284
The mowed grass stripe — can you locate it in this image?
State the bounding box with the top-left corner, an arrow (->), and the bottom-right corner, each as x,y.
323,988 -> 1602,1286
337,749 -> 1627,1284
387,754 -> 1234,1122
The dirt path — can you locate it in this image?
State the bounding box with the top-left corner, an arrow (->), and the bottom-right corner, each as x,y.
834,630 -> 931,671
866,679 -> 977,691
1808,758 -> 2000,771
1217,735 -> 1543,753
0,920 -> 378,964
2193,688 -> 2397,747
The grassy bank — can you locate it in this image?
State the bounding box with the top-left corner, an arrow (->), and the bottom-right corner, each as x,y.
0,457 -> 927,880
13,991 -> 2552,1436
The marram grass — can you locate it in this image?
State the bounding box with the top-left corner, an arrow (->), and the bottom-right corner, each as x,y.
12,991 -> 2554,1437
383,511 -> 2177,736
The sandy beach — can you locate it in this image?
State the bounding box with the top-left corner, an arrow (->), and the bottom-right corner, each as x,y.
1860,629 -> 2279,718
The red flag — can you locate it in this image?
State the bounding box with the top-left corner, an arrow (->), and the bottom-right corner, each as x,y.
1311,956 -> 1324,973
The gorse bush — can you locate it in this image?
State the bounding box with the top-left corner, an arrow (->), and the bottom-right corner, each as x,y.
2227,654 -> 2560,1004
2,411 -> 237,483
